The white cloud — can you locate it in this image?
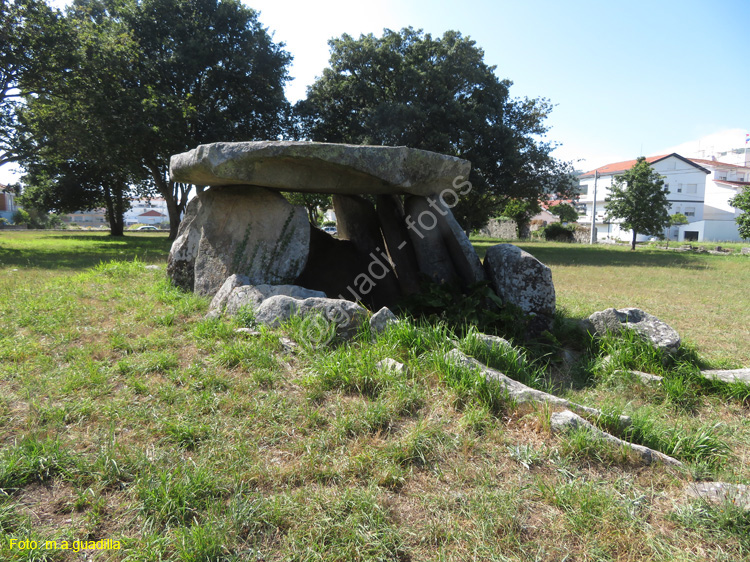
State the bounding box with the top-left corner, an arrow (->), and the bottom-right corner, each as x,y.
661,128 -> 748,159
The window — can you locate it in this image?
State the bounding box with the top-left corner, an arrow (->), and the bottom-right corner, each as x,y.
684,207 -> 696,217
686,184 -> 697,194
684,231 -> 699,241
578,184 -> 588,196
738,174 -> 745,182
717,172 -> 727,180
677,184 -> 682,193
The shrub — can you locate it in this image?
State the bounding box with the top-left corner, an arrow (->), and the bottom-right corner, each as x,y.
543,222 -> 575,242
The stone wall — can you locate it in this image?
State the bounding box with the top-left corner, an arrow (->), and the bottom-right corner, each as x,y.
477,217 -> 518,239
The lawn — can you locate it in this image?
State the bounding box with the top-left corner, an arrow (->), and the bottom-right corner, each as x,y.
1,231 -> 749,562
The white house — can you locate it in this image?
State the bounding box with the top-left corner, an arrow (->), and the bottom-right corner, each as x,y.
124,198 -> 170,226
578,153 -> 749,242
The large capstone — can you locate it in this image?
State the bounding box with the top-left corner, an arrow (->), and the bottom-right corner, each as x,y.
173,185 -> 310,297
170,141 -> 470,197
483,244 -> 556,318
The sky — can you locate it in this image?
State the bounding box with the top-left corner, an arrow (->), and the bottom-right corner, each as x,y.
2,0 -> 748,184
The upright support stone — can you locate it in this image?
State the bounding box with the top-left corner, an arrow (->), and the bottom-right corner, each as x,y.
404,195 -> 459,285
167,196 -> 203,292
190,185 -> 310,297
331,194 -> 402,308
376,195 -> 421,295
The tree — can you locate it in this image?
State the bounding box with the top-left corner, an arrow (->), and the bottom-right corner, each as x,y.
501,198 -> 541,239
729,186 -> 750,240
294,27 -> 576,232
549,202 -> 579,223
15,0 -> 143,235
0,0 -> 74,167
14,0 -> 292,238
605,157 -> 671,250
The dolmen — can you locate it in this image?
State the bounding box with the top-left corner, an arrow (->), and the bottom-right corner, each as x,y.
166,141 -> 556,328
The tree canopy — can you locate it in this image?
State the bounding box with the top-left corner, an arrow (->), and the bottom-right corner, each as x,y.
729,187 -> 750,240
605,157 -> 671,250
294,27 -> 576,231
13,0 -> 292,237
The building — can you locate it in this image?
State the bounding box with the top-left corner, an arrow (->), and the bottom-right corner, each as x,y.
124,198 -> 170,226
0,184 -> 18,222
578,152 -> 749,242
62,209 -> 108,227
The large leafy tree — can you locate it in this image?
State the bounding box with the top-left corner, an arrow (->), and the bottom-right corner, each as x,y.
0,0 -> 73,167
16,0 -> 144,235
605,157 -> 671,250
729,187 -> 750,240
15,0 -> 292,238
294,27 -> 576,231
124,0 -> 292,238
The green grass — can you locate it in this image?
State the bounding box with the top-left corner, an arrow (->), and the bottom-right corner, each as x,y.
1,231 -> 749,561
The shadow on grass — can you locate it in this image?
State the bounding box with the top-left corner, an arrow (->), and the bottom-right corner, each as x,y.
472,239 -> 717,270
0,232 -> 173,269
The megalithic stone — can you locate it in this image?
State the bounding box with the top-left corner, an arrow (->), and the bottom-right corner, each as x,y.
190,185 -> 310,297
331,194 -> 402,308
404,195 -> 459,285
376,194 -> 421,295
167,196 -> 203,292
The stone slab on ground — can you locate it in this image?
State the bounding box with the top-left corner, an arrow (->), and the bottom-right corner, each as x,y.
550,410 -> 682,466
170,141 -> 470,197
699,368 -> 750,385
445,349 -> 631,428
685,482 -> 750,510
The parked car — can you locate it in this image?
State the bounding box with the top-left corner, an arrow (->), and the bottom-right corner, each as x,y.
322,225 -> 337,235
136,225 -> 158,231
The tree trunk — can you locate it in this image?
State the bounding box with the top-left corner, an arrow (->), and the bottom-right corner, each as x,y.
631,229 -> 637,251
102,184 -> 125,237
146,161 -> 187,240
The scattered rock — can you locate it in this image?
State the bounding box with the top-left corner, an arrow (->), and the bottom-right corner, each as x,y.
279,337 -> 299,353
584,307 -> 681,353
483,244 -> 556,319
614,369 -> 664,385
254,295 -> 368,341
376,358 -> 406,374
145,264 -> 161,270
699,368 -> 750,385
741,247 -> 750,255
224,284 -> 325,317
234,328 -> 261,337
170,141 -> 470,197
550,410 -> 682,466
445,350 -> 631,428
370,307 -> 400,335
685,482 -> 750,510
470,333 -> 514,353
207,274 -> 250,317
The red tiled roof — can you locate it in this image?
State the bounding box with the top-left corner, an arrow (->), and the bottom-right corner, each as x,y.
579,153 -> 711,178
715,180 -> 750,188
579,155 -> 671,178
139,210 -> 166,217
690,158 -> 750,170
